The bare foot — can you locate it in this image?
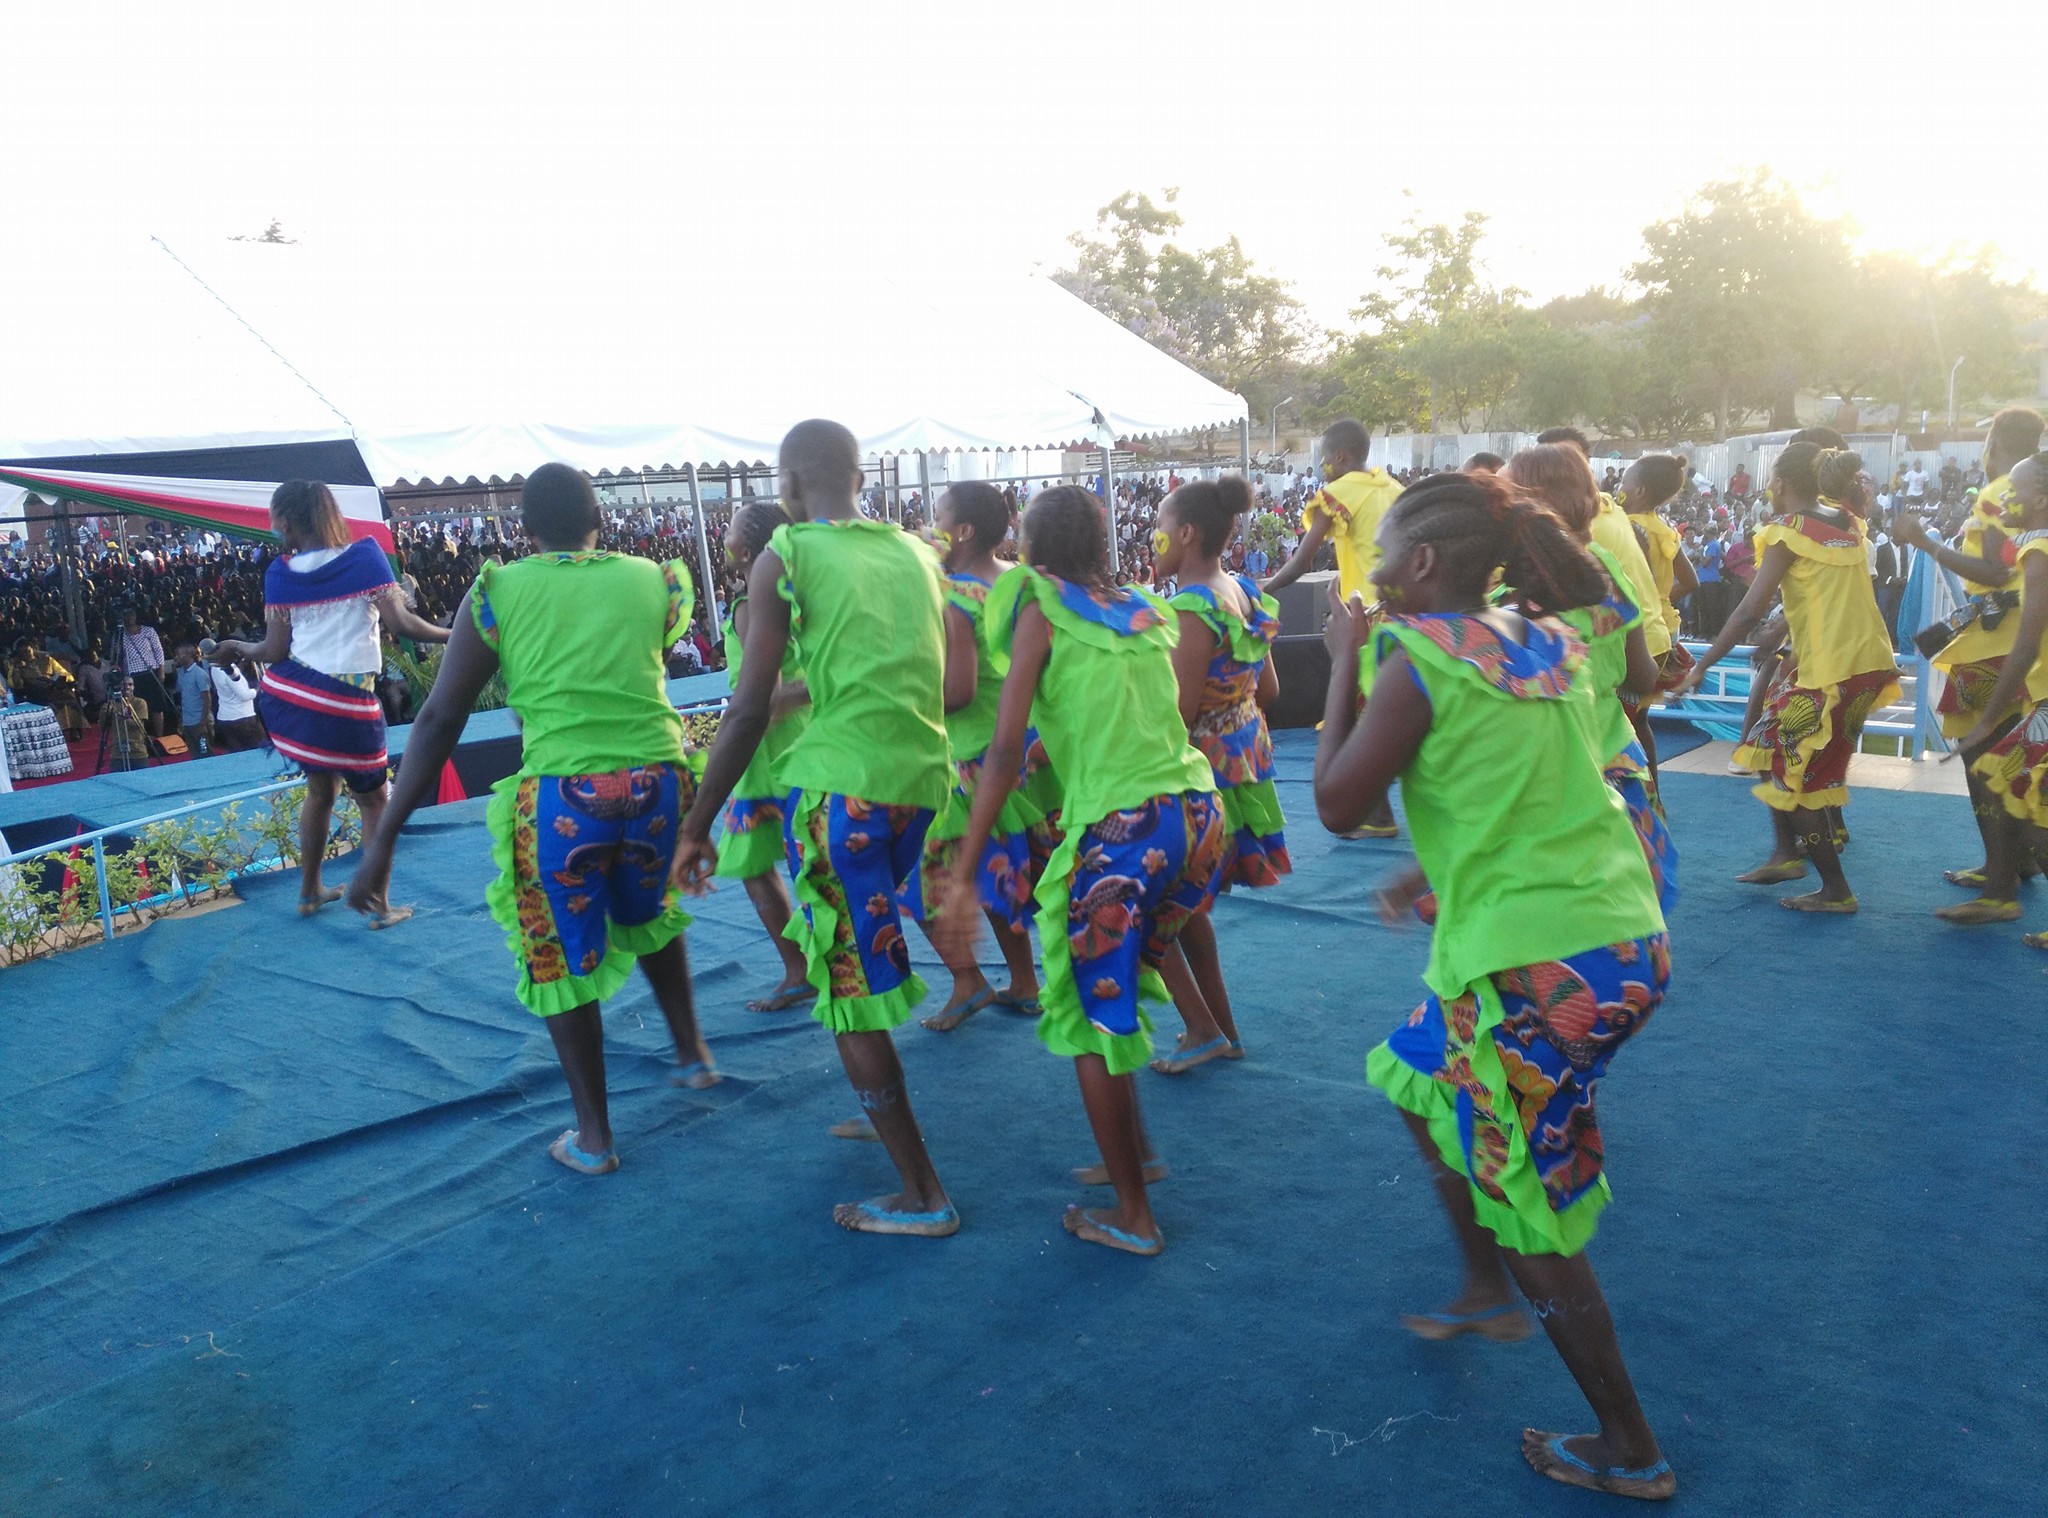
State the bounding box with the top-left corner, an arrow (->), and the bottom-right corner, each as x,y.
298,885 -> 343,916
667,1060 -> 720,1090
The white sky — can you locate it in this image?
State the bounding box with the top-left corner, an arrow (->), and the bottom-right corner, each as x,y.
12,0 -> 2045,333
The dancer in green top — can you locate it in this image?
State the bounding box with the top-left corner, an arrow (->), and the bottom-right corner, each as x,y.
903,481 -> 1049,1030
937,486 -> 1225,1257
672,419 -> 959,1238
348,463 -> 716,1177
713,501 -> 815,1012
1147,474 -> 1281,1074
1315,471 -> 1676,1502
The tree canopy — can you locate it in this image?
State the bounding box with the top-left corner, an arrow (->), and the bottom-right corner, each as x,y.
1054,176 -> 2043,444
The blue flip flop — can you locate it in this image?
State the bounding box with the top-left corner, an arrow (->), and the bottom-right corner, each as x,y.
1062,1206 -> 1163,1256
993,992 -> 1043,1017
668,1060 -> 721,1089
1149,1034 -> 1231,1074
1402,1301 -> 1534,1341
921,984 -> 1000,1030
548,1129 -> 618,1175
836,1199 -> 960,1237
1526,1432 -> 1675,1499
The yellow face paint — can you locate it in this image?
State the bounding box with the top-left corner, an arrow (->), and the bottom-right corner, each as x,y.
1151,528 -> 1173,556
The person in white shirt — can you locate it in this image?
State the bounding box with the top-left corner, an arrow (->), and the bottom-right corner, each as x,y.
213,482 -> 448,918
207,657 -> 266,750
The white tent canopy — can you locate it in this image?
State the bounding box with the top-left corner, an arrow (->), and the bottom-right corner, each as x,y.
0,236 -> 1246,486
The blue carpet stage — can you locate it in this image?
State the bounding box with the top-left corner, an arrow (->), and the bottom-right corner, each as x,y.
3,731 -> 2042,1515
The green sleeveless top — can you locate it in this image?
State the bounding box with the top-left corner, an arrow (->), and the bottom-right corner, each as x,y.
724,591 -> 811,800
988,566 -> 1213,831
1372,610 -> 1663,995
1557,543 -> 1645,767
769,518 -> 950,811
470,551 -> 688,775
943,571 -> 1004,761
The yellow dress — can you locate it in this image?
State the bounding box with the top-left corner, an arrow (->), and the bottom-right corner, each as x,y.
1933,474 -> 2023,737
1971,534 -> 2048,827
1730,510 -> 1901,812
1591,495 -> 1671,659
1627,510 -> 1685,647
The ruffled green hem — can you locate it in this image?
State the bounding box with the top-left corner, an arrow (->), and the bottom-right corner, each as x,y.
1219,778 -> 1285,839
1167,584 -> 1281,665
1031,826 -> 1158,1075
713,818 -> 787,880
783,789 -> 928,1033
1363,983 -> 1610,1258
484,776 -> 691,1018
924,752 -> 1051,845
986,564 -> 1178,673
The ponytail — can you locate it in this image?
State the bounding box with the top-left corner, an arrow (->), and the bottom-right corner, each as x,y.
1384,472 -> 1607,614
1500,499 -> 1609,614
1167,474 -> 1254,556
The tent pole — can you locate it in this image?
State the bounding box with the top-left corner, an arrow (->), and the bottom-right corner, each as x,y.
917,452 -> 932,528
1102,445 -> 1119,578
686,464 -> 720,650
55,498 -> 84,637
1239,415 -> 1252,479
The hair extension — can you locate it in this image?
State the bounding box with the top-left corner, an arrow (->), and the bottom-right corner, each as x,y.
1504,445 -> 1598,534
269,479 -> 350,550
1022,485 -> 1113,590
1168,475 -> 1254,557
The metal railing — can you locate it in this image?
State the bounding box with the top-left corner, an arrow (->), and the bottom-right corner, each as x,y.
0,777 -> 308,944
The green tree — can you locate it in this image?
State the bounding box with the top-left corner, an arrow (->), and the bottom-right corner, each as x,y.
1630,172 -> 1848,439
1354,209 -> 1528,431
1053,189 -> 1313,419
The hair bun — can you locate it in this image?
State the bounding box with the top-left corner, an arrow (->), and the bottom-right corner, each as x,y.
1218,475 -> 1254,516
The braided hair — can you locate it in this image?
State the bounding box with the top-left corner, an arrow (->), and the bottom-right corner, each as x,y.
1168,475 -> 1254,556
1022,486 -> 1113,591
1384,472 -> 1607,614
730,501 -> 788,566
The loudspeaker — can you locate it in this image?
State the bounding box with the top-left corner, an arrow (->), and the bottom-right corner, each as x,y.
1269,634 -> 1333,730
1268,569 -> 1338,638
